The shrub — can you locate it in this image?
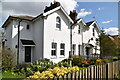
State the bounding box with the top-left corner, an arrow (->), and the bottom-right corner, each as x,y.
81,60 -> 90,67
89,58 -> 96,65
103,59 -> 110,63
112,57 -> 118,61
72,56 -> 83,67
57,61 -> 71,67
2,48 -> 16,70
96,59 -> 103,64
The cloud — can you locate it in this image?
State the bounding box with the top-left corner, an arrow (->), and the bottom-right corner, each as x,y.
1,0 -> 77,23
78,8 -> 92,18
98,8 -> 101,10
104,27 -> 118,35
102,20 -> 112,24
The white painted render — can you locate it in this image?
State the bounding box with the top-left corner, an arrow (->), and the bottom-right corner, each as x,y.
43,10 -> 71,63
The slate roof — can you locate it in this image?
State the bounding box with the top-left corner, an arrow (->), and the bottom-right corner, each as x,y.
12,15 -> 35,20
86,21 -> 94,27
108,35 -> 120,47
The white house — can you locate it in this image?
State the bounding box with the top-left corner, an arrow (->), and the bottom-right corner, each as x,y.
2,2 -> 101,64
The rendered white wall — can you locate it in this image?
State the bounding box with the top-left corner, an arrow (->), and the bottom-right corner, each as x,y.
44,10 -> 71,63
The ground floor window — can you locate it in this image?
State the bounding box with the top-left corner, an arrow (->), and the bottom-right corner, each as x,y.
72,44 -> 76,55
78,45 -> 81,56
60,43 -> 65,56
51,42 -> 57,56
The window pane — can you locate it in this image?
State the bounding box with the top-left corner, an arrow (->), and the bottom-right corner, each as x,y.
78,30 -> 80,34
60,50 -> 64,55
60,43 -> 65,49
56,24 -> 60,28
51,50 -> 56,56
73,44 -> 76,50
52,43 -> 57,48
78,45 -> 81,55
27,25 -> 30,29
56,17 -> 61,29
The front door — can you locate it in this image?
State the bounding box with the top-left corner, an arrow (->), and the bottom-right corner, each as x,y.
86,47 -> 89,56
25,46 -> 31,62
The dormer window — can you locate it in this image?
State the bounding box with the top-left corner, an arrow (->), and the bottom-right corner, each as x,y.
56,17 -> 61,29
26,24 -> 30,30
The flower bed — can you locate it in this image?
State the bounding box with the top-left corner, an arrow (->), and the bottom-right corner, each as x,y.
23,66 -> 79,79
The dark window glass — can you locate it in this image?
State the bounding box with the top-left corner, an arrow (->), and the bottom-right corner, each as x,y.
56,17 -> 61,29
78,45 -> 81,56
78,26 -> 81,34
60,43 -> 65,55
72,44 -> 76,55
27,25 -> 30,30
51,42 -> 57,56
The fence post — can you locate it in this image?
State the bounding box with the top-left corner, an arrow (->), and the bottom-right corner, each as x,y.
72,72 -> 75,80
108,62 -> 113,79
75,71 -> 79,80
68,73 -> 72,80
64,74 -> 67,80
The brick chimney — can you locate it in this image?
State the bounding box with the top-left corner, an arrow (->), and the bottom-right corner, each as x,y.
69,10 -> 78,21
44,2 -> 60,13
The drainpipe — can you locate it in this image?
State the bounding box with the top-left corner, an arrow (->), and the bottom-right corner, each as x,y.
70,24 -> 73,58
70,22 -> 76,58
17,19 -> 22,65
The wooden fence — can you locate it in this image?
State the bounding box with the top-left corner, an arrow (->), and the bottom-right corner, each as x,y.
56,60 -> 120,80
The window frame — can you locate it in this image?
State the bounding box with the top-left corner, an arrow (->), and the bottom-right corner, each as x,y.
78,45 -> 81,56
78,25 -> 81,34
56,16 -> 61,30
51,42 -> 57,56
72,44 -> 76,55
60,43 -> 65,56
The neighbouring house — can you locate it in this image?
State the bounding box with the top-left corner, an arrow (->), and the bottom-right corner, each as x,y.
2,2 -> 101,63
108,35 -> 120,49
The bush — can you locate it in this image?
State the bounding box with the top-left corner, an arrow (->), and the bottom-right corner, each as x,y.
72,56 -> 83,67
96,59 -> 103,64
103,59 -> 110,63
2,48 -> 16,70
89,58 -> 96,65
57,61 -> 71,67
81,60 -> 90,67
112,57 -> 118,61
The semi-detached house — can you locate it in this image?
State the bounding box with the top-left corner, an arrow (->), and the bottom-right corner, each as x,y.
2,2 -> 101,63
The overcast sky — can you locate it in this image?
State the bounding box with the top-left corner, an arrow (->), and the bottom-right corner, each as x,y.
0,0 -> 119,35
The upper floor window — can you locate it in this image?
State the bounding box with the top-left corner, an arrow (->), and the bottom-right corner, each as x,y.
60,43 -> 65,56
51,42 -> 57,56
26,24 -> 30,30
56,17 -> 61,29
78,25 -> 81,34
93,28 -> 95,36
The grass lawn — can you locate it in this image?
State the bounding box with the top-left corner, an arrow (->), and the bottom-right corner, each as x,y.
2,71 -> 26,80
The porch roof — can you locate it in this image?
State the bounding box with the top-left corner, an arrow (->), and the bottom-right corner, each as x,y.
20,39 -> 35,46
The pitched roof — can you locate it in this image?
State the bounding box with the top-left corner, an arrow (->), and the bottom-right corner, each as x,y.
86,21 -> 94,27
108,35 -> 120,47
12,15 -> 35,20
2,2 -> 73,28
